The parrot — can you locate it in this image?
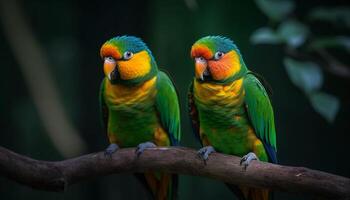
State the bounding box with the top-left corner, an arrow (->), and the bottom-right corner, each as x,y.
99,35 -> 181,200
188,36 -> 277,200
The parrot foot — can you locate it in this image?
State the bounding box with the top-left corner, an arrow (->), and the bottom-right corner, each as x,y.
104,143 -> 119,158
197,146 -> 216,162
135,141 -> 156,157
240,152 -> 258,170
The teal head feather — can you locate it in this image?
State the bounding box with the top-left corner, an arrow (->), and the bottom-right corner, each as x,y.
191,36 -> 247,84
100,36 -> 158,85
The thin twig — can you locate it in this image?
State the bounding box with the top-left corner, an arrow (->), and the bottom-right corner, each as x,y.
286,47 -> 350,79
315,48 -> 350,78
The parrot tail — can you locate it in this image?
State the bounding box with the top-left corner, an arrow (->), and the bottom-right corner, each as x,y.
135,172 -> 178,200
226,184 -> 271,200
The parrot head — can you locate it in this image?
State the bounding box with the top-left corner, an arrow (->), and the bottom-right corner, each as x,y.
100,36 -> 158,85
191,36 -> 247,83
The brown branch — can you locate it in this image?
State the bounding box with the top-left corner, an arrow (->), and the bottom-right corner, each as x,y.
0,146 -> 349,199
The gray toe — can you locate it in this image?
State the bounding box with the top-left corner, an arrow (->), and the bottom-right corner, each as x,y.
240,152 -> 258,170
104,143 -> 119,158
197,146 -> 216,161
135,141 -> 156,157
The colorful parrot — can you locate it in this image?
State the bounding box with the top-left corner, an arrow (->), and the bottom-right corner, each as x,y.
99,36 -> 181,200
188,36 -> 277,200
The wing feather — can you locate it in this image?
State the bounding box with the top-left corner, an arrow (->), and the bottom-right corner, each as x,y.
244,72 -> 277,163
155,71 -> 181,145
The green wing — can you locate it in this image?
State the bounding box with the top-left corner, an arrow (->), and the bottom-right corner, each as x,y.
155,71 -> 181,145
99,78 -> 109,133
243,72 -> 277,163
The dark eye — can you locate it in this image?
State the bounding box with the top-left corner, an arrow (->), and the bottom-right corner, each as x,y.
104,56 -> 115,63
214,52 -> 224,60
123,51 -> 133,60
196,57 -> 206,63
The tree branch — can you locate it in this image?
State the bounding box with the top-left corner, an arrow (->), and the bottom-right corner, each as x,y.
0,146 -> 349,199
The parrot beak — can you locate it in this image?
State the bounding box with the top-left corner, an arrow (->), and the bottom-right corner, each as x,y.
104,58 -> 118,82
195,57 -> 209,81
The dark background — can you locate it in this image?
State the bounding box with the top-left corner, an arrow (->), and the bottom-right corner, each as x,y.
0,0 -> 349,199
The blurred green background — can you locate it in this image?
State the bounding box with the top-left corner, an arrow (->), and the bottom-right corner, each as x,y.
0,0 -> 349,199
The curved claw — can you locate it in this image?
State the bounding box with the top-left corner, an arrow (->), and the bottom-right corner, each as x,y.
240,152 -> 258,170
135,141 -> 156,157
104,143 -> 119,158
197,146 -> 216,162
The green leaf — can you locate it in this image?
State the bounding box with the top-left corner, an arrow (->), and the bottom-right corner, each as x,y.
255,0 -> 295,21
308,7 -> 350,28
250,27 -> 283,44
309,36 -> 350,52
309,92 -> 340,123
284,57 -> 323,93
278,20 -> 309,48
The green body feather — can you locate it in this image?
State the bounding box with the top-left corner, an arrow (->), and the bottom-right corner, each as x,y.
100,71 -> 180,147
189,71 -> 276,162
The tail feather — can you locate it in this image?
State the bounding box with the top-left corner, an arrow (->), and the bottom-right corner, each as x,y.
134,173 -> 155,199
135,172 -> 178,200
226,184 -> 271,200
166,174 -> 178,200
240,186 -> 270,200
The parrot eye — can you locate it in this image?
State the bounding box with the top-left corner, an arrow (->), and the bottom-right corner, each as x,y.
123,51 -> 133,60
214,52 -> 224,60
104,56 -> 116,63
196,57 -> 206,63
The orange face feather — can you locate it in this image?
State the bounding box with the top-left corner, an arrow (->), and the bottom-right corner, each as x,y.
208,51 -> 240,81
100,43 -> 152,80
100,43 -> 121,59
191,44 -> 241,81
191,44 -> 213,60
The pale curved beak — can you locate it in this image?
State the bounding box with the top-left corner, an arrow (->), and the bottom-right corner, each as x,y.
195,57 -> 208,81
103,58 -> 117,81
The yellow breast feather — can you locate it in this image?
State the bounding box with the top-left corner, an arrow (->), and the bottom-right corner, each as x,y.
105,76 -> 157,105
194,78 -> 244,106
